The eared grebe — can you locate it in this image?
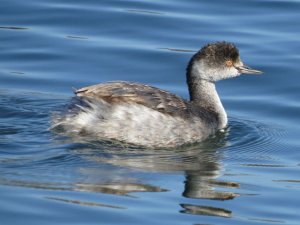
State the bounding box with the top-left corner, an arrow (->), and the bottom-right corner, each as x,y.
52,42 -> 262,147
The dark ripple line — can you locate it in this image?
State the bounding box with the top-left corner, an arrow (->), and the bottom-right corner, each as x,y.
0,26 -> 28,30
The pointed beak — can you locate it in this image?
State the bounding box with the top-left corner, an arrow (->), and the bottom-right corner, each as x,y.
235,64 -> 263,75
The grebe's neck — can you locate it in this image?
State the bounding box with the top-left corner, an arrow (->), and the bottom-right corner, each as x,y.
187,78 -> 227,129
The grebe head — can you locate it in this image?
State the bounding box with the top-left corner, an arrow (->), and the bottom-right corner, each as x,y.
187,42 -> 262,83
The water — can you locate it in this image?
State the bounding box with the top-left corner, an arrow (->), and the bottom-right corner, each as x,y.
1,0 -> 300,224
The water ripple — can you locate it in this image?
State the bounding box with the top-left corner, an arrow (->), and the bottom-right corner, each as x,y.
223,118 -> 286,163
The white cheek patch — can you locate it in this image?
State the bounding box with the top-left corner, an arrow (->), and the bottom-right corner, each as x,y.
221,66 -> 240,79
192,60 -> 240,81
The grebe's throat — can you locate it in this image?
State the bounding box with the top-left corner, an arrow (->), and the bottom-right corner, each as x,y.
187,76 -> 227,129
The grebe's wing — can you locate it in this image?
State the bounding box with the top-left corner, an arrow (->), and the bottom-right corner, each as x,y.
75,81 -> 188,116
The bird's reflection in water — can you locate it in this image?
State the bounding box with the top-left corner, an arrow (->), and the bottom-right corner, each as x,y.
65,128 -> 239,218
180,204 -> 232,218
75,182 -> 168,196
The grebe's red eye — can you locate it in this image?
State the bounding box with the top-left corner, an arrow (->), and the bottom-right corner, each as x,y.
225,60 -> 233,67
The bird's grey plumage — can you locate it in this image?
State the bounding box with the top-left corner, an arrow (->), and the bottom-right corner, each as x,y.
51,41 -> 262,147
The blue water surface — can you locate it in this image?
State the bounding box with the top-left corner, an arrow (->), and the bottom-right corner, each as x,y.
1,0 -> 300,224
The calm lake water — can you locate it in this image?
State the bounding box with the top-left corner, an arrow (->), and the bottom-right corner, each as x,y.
1,0 -> 300,224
